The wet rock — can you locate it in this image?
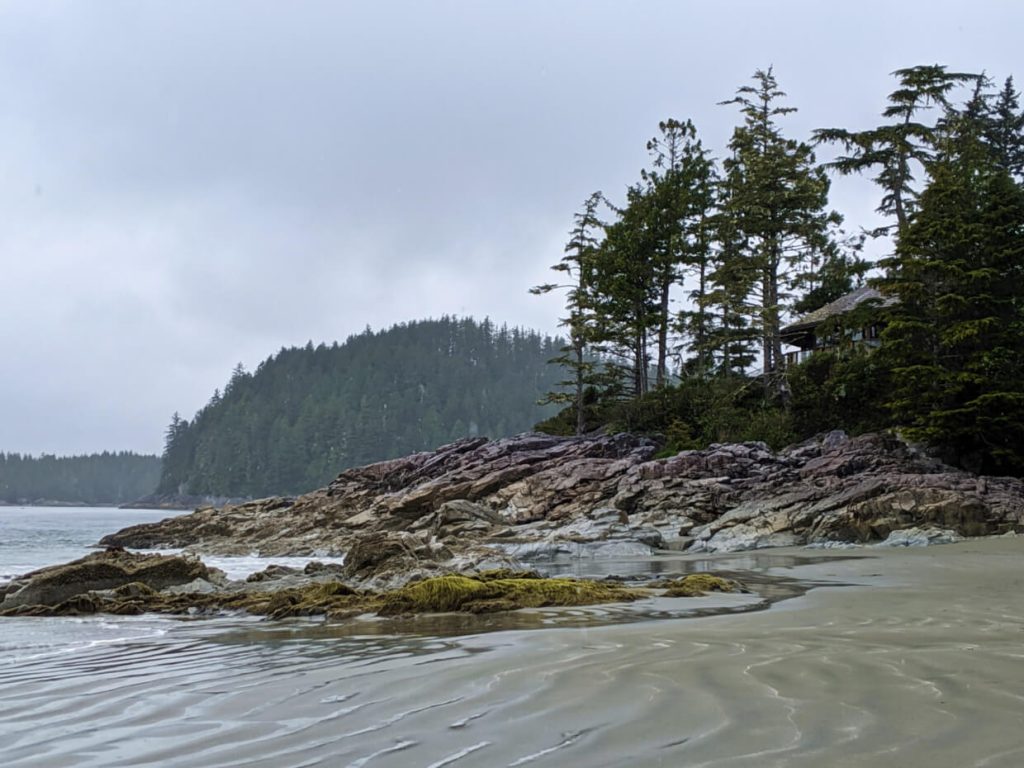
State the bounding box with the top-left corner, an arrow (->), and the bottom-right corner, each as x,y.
0,550 -> 210,609
875,527 -> 963,547
246,564 -> 303,583
303,560 -> 346,576
162,578 -> 222,595
655,574 -> 742,597
377,573 -> 643,616
91,431 -> 1024,587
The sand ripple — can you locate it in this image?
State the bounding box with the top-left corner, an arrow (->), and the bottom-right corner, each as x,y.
2,539 -> 1023,767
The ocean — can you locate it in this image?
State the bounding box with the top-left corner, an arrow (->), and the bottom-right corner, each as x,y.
2,507 -> 1023,767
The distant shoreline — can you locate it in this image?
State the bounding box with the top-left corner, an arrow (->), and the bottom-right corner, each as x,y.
0,501 -> 171,510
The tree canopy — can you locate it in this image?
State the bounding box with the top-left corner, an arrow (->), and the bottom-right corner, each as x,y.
535,64 -> 1024,476
158,317 -> 564,497
0,452 -> 161,505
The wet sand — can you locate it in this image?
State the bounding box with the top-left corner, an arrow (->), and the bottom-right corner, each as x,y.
2,537 -> 1023,767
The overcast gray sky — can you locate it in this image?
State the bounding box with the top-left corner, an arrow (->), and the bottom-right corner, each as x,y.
1,1 -> 1020,456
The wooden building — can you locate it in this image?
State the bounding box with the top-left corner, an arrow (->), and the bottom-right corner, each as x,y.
781,286 -> 896,367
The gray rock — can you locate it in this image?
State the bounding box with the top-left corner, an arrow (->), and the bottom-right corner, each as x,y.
92,431 -> 1024,589
2,550 -> 210,609
875,527 -> 963,547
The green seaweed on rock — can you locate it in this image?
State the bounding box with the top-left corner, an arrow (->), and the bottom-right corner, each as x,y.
659,573 -> 740,597
378,574 -> 642,616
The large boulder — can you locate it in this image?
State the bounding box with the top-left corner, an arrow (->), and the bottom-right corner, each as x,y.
1,550 -> 210,609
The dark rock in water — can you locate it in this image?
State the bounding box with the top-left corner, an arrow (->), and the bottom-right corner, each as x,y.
0,550 -> 210,610
246,564 -> 302,583
94,431 -> 1024,586
303,560 -> 346,576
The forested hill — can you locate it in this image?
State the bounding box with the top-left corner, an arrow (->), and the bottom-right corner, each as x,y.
0,452 -> 162,505
158,318 -> 564,498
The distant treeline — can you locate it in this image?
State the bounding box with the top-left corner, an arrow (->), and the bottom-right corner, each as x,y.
158,317 -> 564,498
0,452 -> 162,505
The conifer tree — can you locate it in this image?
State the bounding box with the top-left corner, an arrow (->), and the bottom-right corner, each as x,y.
590,184 -> 660,397
985,76 -> 1024,178
720,67 -> 838,396
640,119 -> 716,385
531,191 -> 605,434
700,179 -> 759,377
879,103 -> 1024,474
814,65 -> 978,239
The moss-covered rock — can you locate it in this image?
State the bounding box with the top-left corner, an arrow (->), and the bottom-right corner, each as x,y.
379,574 -> 641,616
1,559 -> 647,620
475,568 -> 543,582
657,573 -> 740,597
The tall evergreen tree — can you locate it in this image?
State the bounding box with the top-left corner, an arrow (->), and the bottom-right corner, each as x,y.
640,119 -> 716,385
588,183 -> 661,398
531,191 -> 605,435
985,76 -> 1024,179
720,67 -> 839,396
700,177 -> 759,377
878,103 -> 1024,474
814,64 -> 978,239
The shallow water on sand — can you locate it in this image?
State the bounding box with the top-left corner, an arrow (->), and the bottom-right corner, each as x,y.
2,538 -> 1023,767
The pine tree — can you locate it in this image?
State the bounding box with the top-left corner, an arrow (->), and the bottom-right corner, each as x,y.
720,67 -> 839,396
814,64 -> 978,239
879,103 -> 1024,474
531,192 -> 605,435
985,76 -> 1024,179
640,119 -> 716,385
700,183 -> 759,377
589,184 -> 662,398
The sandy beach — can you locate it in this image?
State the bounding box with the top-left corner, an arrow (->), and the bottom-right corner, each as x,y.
2,536 -> 1023,767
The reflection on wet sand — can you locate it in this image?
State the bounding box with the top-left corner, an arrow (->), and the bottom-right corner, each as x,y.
2,539 -> 1023,767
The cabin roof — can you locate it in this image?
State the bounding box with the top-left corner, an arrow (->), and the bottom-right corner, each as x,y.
782,285 -> 897,336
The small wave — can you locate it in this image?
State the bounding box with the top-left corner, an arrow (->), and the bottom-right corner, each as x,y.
426,741 -> 491,767
344,739 -> 417,768
507,728 -> 591,765
134,548 -> 347,581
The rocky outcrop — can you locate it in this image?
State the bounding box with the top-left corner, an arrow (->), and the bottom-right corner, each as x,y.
0,569 -> 689,620
0,550 -> 212,609
99,431 -> 1024,579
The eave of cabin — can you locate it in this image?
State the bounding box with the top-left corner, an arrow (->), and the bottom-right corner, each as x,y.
781,286 -> 896,351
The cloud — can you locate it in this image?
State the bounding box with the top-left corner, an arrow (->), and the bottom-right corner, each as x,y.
0,0 -> 1019,454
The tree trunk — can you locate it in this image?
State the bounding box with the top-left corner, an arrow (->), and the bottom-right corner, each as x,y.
574,340 -> 585,436
656,277 -> 670,388
761,271 -> 773,396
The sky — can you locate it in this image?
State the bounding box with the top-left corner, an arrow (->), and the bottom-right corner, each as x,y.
1,0 -> 1021,456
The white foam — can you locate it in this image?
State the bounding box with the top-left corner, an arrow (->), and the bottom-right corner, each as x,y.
134,548 -> 346,581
